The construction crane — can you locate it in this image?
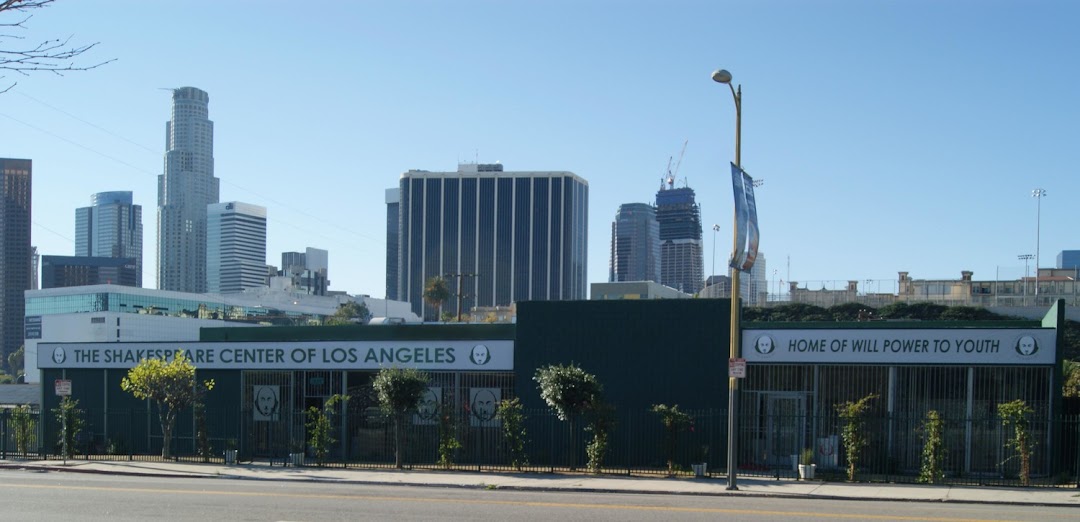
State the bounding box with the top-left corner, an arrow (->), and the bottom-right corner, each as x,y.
665,139 -> 688,190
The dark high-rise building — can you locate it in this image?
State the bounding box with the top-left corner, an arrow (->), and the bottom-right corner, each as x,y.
385,188 -> 400,300
609,203 -> 659,283
655,184 -> 704,294
391,163 -> 589,319
157,87 -> 218,293
76,191 -> 143,287
41,255 -> 138,288
0,158 -> 31,369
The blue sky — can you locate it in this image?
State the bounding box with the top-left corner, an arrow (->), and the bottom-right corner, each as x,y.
3,1 -> 1077,298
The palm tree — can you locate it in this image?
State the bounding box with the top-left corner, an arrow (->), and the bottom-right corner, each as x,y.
423,276 -> 450,322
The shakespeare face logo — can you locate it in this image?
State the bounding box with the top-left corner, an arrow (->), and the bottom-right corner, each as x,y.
416,388 -> 439,421
470,389 -> 498,422
1015,335 -> 1038,356
253,386 -> 280,421
469,344 -> 491,365
52,346 -> 67,365
754,335 -> 775,355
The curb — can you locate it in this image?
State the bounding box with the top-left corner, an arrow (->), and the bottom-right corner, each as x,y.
3,462 -> 1078,508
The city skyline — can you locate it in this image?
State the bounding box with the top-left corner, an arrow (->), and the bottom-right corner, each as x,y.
3,2 -> 1077,299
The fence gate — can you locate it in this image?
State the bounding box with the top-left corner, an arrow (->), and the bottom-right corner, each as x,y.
242,371 -> 294,457
765,393 -> 806,468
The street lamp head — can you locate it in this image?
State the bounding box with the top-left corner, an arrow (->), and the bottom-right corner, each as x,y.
713,224 -> 721,232
711,69 -> 733,84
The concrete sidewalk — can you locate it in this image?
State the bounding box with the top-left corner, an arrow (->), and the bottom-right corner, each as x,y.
1,458 -> 1078,507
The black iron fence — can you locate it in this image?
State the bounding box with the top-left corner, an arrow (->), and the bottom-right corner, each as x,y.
2,405 -> 1078,487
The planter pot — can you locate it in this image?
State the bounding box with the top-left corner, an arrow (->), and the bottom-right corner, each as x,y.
224,449 -> 237,465
798,463 -> 816,480
289,452 -> 305,467
691,463 -> 708,477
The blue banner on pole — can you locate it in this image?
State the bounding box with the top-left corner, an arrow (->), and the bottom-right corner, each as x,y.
729,163 -> 760,272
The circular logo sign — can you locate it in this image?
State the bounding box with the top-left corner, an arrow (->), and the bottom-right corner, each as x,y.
469,344 -> 491,365
52,346 -> 67,365
1014,335 -> 1038,357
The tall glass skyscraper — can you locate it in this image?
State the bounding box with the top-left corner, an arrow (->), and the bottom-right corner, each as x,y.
207,201 -> 267,294
76,191 -> 143,287
391,163 -> 589,319
655,185 -> 704,294
0,158 -> 32,372
157,87 -> 218,293
609,203 -> 659,283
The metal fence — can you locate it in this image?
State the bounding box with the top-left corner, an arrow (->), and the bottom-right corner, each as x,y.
2,405 -> 1078,487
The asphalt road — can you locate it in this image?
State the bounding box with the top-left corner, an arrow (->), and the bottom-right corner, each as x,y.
1,470 -> 1074,521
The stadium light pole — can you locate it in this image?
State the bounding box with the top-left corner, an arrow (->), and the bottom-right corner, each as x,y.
712,67 -> 741,491
1018,254 -> 1033,306
1032,189 -> 1046,303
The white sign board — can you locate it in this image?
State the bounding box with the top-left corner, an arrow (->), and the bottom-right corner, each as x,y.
38,340 -> 514,371
728,358 -> 747,378
55,379 -> 71,396
743,328 -> 1056,365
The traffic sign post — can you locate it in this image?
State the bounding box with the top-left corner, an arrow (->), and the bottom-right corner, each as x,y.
728,358 -> 747,379
55,379 -> 72,463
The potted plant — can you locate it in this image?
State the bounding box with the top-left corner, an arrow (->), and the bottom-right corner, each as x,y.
224,439 -> 238,465
691,445 -> 709,477
798,447 -> 816,480
289,440 -> 305,467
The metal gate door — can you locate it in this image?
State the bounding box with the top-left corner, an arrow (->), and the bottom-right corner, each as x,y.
242,371 -> 294,457
765,393 -> 806,468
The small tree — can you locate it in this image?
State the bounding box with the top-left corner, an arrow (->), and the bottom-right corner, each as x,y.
1063,359 -> 1080,398
11,404 -> 37,455
326,301 -> 369,325
423,276 -> 450,322
652,404 -> 692,475
120,350 -> 215,459
372,367 -> 429,468
495,398 -> 528,470
193,402 -> 211,462
917,410 -> 946,484
307,394 -> 348,466
585,402 -> 614,474
437,405 -> 461,469
52,396 -> 85,456
534,363 -> 603,471
836,393 -> 878,481
7,344 -> 23,380
997,399 -> 1034,486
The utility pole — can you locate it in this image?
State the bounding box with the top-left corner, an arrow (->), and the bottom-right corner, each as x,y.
444,273 -> 478,322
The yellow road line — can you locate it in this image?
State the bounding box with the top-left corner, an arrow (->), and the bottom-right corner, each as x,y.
1,482 -> 1019,522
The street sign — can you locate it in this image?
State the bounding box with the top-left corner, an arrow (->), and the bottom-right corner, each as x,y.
55,379 -> 72,396
728,358 -> 747,379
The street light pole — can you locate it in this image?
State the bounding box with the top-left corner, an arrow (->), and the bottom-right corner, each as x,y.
1018,254 -> 1033,306
1032,189 -> 1046,303
712,67 -> 741,491
712,224 -> 720,286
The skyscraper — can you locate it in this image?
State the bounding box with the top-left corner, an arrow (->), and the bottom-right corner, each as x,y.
279,247 -> 329,296
76,191 -> 143,287
0,158 -> 31,370
655,184 -> 704,294
207,202 -> 267,294
609,203 -> 660,283
157,86 -> 218,292
391,163 -> 589,319
385,188 -> 400,301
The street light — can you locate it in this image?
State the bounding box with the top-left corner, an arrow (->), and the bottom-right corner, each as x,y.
712,67 -> 741,491
712,224 -> 721,286
1032,189 -> 1046,303
1018,254 -> 1033,306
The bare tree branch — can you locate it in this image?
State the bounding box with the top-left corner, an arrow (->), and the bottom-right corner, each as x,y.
1,0 -> 114,91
